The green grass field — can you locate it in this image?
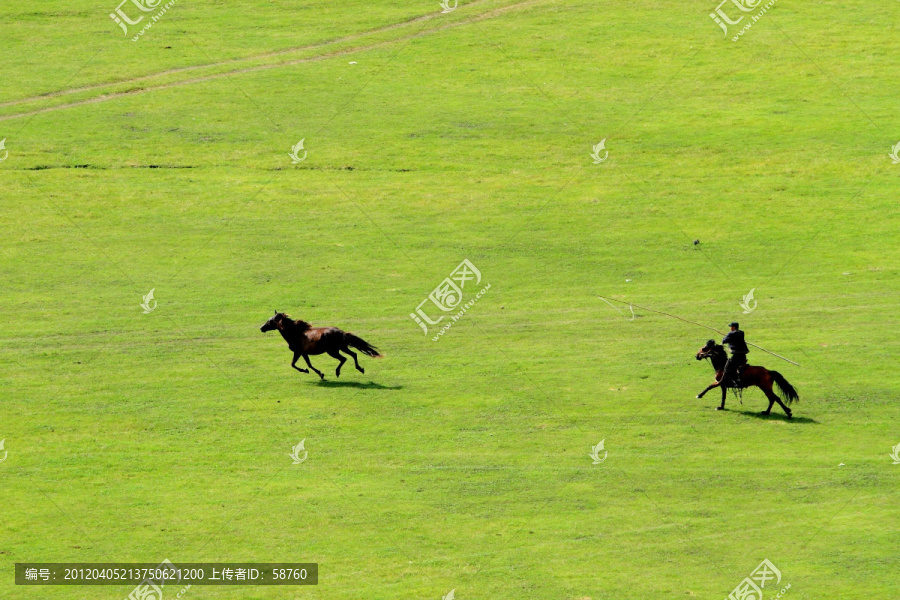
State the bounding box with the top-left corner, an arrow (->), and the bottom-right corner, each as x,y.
2,0 -> 898,598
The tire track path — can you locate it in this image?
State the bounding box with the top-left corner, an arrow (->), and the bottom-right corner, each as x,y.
0,0 -> 544,122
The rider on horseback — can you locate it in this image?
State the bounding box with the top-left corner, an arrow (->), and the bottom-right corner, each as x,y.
722,321 -> 749,387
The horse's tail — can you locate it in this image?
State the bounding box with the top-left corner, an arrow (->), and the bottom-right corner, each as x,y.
771,370 -> 799,405
345,333 -> 382,358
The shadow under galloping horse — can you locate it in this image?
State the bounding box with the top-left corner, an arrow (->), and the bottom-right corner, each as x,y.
695,339 -> 798,418
260,311 -> 382,379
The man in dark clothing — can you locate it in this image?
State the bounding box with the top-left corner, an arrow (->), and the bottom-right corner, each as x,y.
722,322 -> 749,387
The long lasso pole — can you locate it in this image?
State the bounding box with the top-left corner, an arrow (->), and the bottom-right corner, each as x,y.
597,296 -> 801,367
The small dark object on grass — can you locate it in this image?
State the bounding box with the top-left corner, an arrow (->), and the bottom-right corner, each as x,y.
693,239 -> 700,245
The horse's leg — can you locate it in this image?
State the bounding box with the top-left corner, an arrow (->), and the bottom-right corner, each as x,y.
291,351 -> 309,374
343,346 -> 364,374
718,385 -> 727,410
773,394 -> 792,418
697,382 -> 718,399
698,370 -> 725,399
759,381 -> 775,415
327,349 -> 346,378
303,354 -> 325,380
761,382 -> 792,418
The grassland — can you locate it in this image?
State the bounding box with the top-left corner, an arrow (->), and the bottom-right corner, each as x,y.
1,0 -> 898,598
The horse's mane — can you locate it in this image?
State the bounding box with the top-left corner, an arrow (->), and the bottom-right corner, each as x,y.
703,341 -> 726,355
281,314 -> 311,330
702,342 -> 728,371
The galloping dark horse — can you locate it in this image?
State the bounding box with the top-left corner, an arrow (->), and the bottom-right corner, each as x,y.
260,311 -> 382,379
695,340 -> 798,417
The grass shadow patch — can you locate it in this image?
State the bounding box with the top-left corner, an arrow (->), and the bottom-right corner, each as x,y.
313,380 -> 402,390
733,409 -> 818,424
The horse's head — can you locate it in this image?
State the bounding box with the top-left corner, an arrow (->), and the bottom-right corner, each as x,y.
696,339 -> 717,360
260,310 -> 284,333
